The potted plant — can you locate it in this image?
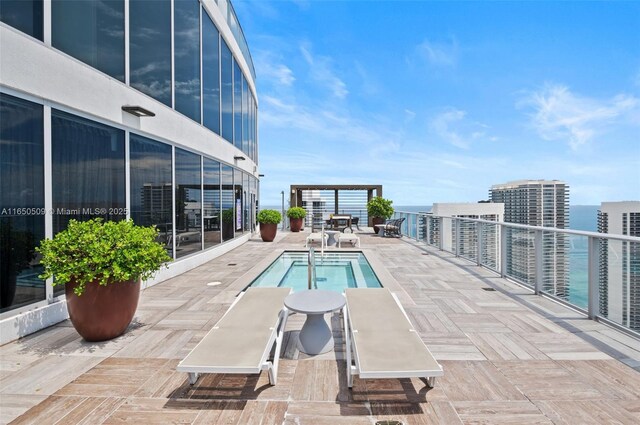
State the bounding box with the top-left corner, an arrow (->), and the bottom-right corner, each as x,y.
37,218 -> 171,342
366,197 -> 394,228
257,209 -> 281,242
221,208 -> 235,241
286,207 -> 307,232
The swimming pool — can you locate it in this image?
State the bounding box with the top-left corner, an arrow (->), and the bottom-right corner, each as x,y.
249,251 -> 382,292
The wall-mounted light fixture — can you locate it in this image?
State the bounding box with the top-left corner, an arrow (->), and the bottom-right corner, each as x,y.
233,155 -> 246,161
122,105 -> 155,117
258,174 -> 265,177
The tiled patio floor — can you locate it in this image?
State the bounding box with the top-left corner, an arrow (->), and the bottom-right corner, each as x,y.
2,229 -> 640,424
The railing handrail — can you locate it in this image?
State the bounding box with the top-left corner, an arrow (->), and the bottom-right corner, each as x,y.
394,211 -> 640,243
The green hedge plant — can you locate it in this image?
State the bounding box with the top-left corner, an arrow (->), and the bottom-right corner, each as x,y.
286,207 -> 307,219
366,197 -> 394,219
37,218 -> 171,296
257,209 -> 282,224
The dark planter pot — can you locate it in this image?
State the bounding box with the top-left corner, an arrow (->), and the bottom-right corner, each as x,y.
259,223 -> 278,242
289,217 -> 304,232
372,217 -> 385,231
65,279 -> 140,342
222,222 -> 234,240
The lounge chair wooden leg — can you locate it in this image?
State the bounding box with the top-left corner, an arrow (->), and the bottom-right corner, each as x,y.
188,372 -> 199,385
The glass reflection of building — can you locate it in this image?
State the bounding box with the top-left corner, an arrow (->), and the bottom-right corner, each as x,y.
0,0 -> 259,342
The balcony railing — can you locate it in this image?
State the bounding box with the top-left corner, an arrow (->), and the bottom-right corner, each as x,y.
392,211 -> 640,337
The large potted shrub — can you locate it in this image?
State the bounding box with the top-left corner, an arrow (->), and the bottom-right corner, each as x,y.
257,209 -> 281,242
287,207 -> 307,232
367,197 -> 394,228
37,218 -> 171,342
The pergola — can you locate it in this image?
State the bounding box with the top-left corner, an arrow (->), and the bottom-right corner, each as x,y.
289,184 -> 383,227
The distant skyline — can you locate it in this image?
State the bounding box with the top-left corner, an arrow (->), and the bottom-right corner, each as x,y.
233,0 -> 640,205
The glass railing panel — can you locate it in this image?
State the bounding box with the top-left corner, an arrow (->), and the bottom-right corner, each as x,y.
536,230 -> 571,302
456,219 -> 478,262
564,233 -> 589,309
480,221 -> 500,272
598,239 -> 640,332
504,226 -> 536,289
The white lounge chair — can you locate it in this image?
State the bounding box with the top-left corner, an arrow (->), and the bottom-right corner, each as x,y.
305,232 -> 327,248
343,288 -> 443,388
177,287 -> 291,385
337,233 -> 360,248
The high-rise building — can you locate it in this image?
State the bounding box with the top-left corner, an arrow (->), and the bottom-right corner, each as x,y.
598,201 -> 640,331
430,203 -> 504,269
490,180 -> 569,297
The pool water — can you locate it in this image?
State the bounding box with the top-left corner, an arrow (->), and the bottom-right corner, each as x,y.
250,251 -> 382,292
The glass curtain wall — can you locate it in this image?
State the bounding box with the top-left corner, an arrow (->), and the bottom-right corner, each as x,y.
0,94 -> 45,314
233,60 -> 242,150
129,134 -> 172,255
221,165 -> 234,241
175,149 -> 202,258
51,110 -> 126,295
233,168 -> 243,233
203,158 -> 221,248
202,10 -> 220,134
244,173 -> 252,232
242,77 -> 248,155
52,0 -> 125,82
221,39 -> 233,143
0,0 -> 43,40
174,0 -> 200,122
130,0 -> 171,106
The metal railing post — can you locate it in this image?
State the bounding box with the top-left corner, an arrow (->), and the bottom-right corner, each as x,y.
500,224 -> 507,278
454,218 -> 460,257
477,222 -> 484,266
588,236 -> 600,320
534,229 -> 544,294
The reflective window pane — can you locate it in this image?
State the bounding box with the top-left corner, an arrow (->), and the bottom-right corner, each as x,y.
243,173 -> 249,232
202,11 -> 220,134
221,165 -> 233,241
51,110 -> 125,295
129,134 -> 172,256
221,39 -> 233,142
203,158 -> 220,248
52,0 -> 124,81
130,0 -> 171,106
174,0 -> 200,122
0,94 -> 45,313
242,77 -> 249,155
234,168 -> 243,233
233,60 -> 242,149
0,0 -> 43,41
175,148 -> 202,258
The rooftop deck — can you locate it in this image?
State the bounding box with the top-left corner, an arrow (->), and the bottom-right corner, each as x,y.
2,229 -> 640,424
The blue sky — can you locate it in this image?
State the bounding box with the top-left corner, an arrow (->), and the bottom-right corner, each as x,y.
233,0 -> 640,206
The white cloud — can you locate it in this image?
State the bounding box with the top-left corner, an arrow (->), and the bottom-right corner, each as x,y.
519,84 -> 639,150
428,108 -> 492,149
300,43 -> 348,99
417,37 -> 458,67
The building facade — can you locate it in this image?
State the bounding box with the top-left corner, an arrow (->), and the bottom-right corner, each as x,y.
598,201 -> 640,331
490,180 -> 569,297
0,0 -> 259,343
